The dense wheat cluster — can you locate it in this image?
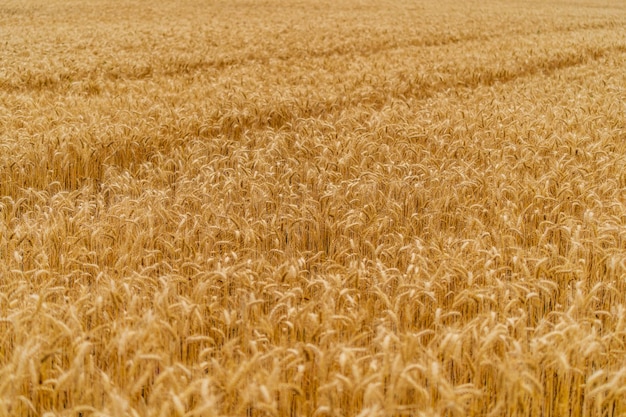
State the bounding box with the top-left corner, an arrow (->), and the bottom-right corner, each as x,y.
2,0 -> 626,415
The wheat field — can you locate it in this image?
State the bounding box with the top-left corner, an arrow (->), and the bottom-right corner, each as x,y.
1,0 -> 626,415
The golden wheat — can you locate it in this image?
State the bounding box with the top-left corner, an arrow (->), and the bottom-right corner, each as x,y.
1,0 -> 626,416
